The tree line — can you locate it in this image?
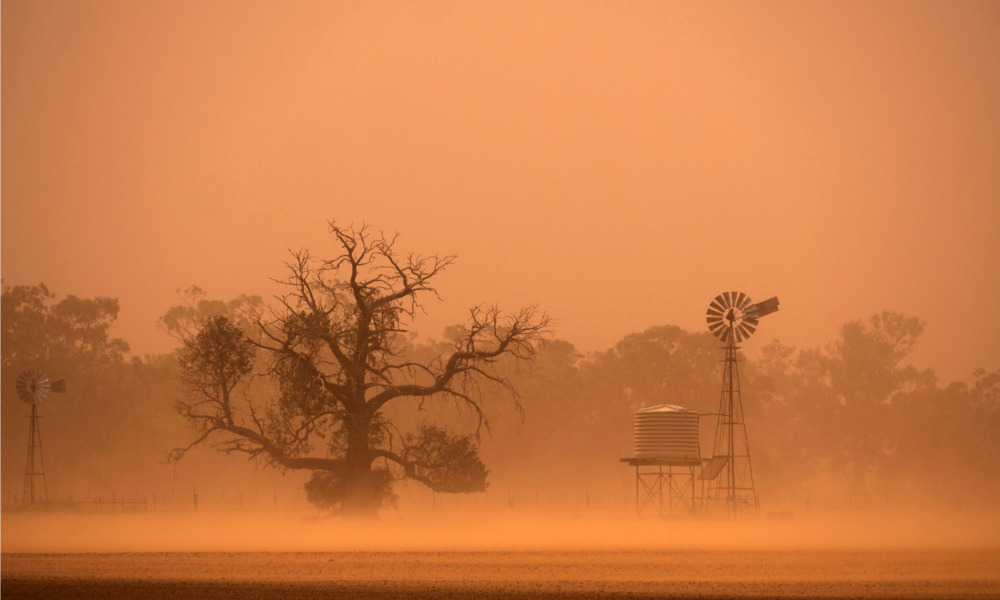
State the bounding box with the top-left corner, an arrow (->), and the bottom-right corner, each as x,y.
3,224 -> 998,515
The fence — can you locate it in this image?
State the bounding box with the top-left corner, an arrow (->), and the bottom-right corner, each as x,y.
0,487 -> 307,513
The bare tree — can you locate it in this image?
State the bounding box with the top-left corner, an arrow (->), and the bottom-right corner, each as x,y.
170,222 -> 549,516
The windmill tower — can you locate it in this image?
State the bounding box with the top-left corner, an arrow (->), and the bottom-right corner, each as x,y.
701,292 -> 779,517
16,369 -> 66,504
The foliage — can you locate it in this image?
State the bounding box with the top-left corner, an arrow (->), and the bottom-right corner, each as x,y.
304,466 -> 397,512
464,311 -> 1000,505
7,278 -> 998,509
402,425 -> 489,493
170,222 -> 549,516
172,316 -> 256,451
1,284 -> 130,370
1,284 -> 180,493
159,286 -> 264,342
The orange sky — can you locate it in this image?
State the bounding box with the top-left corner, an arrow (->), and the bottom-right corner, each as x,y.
3,1 -> 998,383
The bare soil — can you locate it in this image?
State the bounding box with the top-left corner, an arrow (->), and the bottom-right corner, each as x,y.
3,550 -> 999,599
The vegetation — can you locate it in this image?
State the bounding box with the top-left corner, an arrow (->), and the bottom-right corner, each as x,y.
480,312 -> 1000,505
0,283 -> 180,493
167,223 -> 549,516
3,273 -> 998,512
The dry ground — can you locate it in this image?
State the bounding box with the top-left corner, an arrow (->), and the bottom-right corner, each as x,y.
4,510 -> 1000,598
4,550 -> 1000,599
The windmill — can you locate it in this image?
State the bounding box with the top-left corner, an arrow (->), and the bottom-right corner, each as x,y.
16,368 -> 66,504
701,292 -> 779,517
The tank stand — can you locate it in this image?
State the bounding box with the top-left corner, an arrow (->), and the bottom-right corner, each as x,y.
621,458 -> 702,517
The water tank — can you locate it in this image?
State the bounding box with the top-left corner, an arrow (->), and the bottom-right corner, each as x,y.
633,404 -> 700,461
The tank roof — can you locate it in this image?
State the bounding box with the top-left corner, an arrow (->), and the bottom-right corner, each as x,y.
636,404 -> 696,414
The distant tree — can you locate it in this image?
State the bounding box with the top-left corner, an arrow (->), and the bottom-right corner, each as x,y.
761,311 -> 936,498
887,367 -> 1000,500
159,286 -> 264,341
829,311 -> 930,405
597,324 -> 720,412
1,284 -> 180,492
1,283 -> 130,371
169,222 -> 549,517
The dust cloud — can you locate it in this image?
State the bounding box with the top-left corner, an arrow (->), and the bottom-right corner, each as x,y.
3,7 -> 999,597
4,1 -> 1000,384
3,508 -> 999,555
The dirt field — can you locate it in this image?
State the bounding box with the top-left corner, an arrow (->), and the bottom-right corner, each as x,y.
4,550 -> 1000,599
4,510 -> 1000,598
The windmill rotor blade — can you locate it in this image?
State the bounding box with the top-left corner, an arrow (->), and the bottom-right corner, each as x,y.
707,291 -> 778,346
735,292 -> 747,309
16,368 -> 51,404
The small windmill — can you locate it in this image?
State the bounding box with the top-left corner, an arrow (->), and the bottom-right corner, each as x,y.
16,368 -> 66,504
701,292 -> 779,517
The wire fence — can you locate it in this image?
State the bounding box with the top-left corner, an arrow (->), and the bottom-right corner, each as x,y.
0,487 -> 307,513
3,484 -> 997,515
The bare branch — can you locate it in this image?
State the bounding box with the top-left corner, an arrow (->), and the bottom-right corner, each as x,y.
169,221 -> 546,514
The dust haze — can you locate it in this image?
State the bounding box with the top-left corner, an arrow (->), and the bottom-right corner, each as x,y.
3,1 -> 1000,598
3,506 -> 1000,554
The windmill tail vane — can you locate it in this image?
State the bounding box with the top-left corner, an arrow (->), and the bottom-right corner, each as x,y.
748,296 -> 780,319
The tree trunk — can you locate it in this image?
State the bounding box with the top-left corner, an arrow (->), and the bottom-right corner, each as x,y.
341,411 -> 378,519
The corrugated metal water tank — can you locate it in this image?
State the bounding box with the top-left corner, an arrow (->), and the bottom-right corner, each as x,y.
633,404 -> 700,460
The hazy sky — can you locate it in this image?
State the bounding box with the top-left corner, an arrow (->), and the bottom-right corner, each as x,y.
3,1 -> 998,383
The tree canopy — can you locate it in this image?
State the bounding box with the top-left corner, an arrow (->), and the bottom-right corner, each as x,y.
170,222 -> 549,516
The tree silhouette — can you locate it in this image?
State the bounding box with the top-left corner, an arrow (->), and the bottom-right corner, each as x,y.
169,222 -> 549,516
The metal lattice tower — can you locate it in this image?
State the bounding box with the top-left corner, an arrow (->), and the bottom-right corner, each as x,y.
16,369 -> 66,504
24,402 -> 48,503
702,292 -> 778,517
